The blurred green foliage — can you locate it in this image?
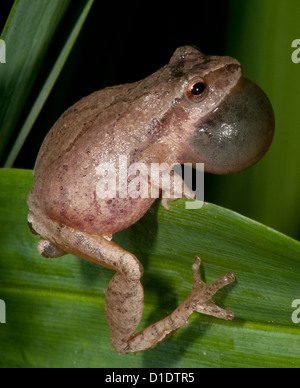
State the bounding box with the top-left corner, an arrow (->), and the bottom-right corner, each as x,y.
210,0 -> 300,240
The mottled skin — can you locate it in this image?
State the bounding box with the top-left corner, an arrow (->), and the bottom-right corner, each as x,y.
27,46 -> 274,354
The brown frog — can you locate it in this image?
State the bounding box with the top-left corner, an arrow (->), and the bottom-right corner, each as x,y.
27,46 -> 275,354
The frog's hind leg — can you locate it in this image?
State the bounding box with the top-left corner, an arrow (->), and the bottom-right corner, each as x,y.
27,211 -> 234,354
105,272 -> 144,353
27,211 -> 143,279
106,256 -> 235,354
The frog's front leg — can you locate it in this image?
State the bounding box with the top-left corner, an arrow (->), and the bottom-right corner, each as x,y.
161,168 -> 196,210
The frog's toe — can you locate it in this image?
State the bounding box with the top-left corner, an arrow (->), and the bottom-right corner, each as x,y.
37,238 -> 67,258
194,298 -> 235,320
189,256 -> 235,320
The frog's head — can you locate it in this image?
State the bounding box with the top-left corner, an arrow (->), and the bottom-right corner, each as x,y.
171,46 -> 275,174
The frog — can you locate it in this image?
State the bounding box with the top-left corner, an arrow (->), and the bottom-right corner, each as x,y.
27,45 -> 275,354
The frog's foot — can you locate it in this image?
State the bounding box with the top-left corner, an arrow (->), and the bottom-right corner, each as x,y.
37,238 -> 67,258
188,256 -> 235,320
28,213 -> 67,258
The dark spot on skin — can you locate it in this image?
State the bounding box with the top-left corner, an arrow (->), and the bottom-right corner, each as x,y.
173,105 -> 189,121
109,203 -> 120,215
203,117 -> 215,128
147,116 -> 169,139
56,170 -> 64,182
171,67 -> 184,78
41,241 -> 65,258
170,58 -> 185,78
84,214 -> 95,224
160,114 -> 169,126
131,148 -> 143,162
93,191 -> 102,214
59,207 -> 68,221
56,224 -> 63,236
28,221 -> 38,235
147,110 -> 174,143
225,63 -> 241,74
64,119 -> 96,154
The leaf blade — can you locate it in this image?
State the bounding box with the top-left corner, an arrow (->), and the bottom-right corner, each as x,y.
0,169 -> 299,367
3,0 -> 94,167
0,0 -> 94,166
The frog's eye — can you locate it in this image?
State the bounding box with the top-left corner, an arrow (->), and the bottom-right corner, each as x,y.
185,77 -> 206,102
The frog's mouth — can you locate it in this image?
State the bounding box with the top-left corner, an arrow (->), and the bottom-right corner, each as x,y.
188,78 -> 275,175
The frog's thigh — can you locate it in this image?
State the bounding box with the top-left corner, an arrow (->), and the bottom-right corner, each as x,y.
53,224 -> 145,352
62,230 -> 144,281
28,211 -> 143,280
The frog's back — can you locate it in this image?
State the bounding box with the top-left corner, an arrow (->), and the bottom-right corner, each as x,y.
34,83 -> 130,175
28,81 -> 156,236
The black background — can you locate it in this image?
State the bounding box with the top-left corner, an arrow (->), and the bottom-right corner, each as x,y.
1,0 -> 230,168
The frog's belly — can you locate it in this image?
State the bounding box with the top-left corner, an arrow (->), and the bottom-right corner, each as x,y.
43,192 -> 156,236
32,156 -> 157,236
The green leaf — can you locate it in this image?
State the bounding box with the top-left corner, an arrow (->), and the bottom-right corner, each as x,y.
0,169 -> 299,367
0,0 -> 94,167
